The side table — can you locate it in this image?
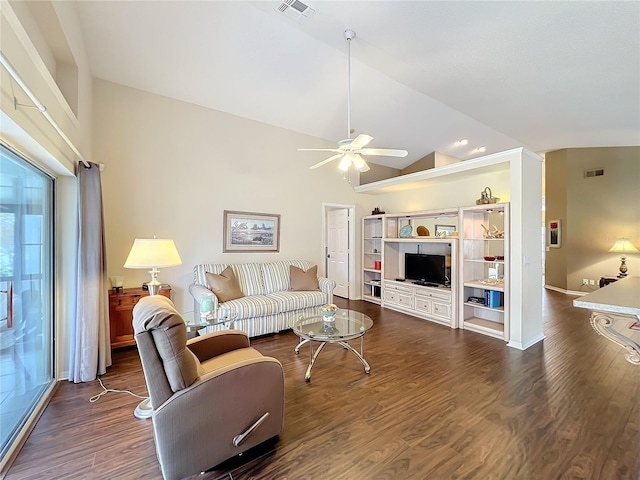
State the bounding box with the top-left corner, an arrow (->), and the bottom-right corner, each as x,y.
599,276 -> 620,288
109,286 -> 171,349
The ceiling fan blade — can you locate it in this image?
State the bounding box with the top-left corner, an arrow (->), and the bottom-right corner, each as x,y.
298,148 -> 342,153
352,154 -> 370,172
360,148 -> 408,157
350,134 -> 373,148
310,154 -> 343,169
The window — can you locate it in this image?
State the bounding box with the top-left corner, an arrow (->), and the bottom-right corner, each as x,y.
0,144 -> 54,463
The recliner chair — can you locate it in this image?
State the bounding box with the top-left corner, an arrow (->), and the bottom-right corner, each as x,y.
132,295 -> 284,480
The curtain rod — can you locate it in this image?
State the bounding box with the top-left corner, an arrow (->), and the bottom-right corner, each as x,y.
0,50 -> 93,169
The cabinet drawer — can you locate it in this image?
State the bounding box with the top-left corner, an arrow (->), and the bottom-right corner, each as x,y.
432,301 -> 451,319
414,296 -> 431,314
396,293 -> 413,308
383,290 -> 398,304
384,282 -> 412,295
110,293 -> 144,308
383,290 -> 413,308
416,290 -> 450,302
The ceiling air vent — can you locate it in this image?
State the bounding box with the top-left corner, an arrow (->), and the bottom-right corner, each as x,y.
584,168 -> 604,178
277,0 -> 316,23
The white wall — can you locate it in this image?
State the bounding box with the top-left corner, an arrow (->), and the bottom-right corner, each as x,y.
367,169 -> 511,214
93,79 -> 361,315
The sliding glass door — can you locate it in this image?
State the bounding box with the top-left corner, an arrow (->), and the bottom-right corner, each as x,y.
0,144 -> 54,461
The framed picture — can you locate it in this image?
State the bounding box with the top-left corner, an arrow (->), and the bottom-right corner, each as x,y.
223,210 -> 280,252
548,219 -> 561,248
435,224 -> 456,237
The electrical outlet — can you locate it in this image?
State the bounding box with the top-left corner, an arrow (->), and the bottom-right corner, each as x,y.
582,278 -> 589,285
590,279 -> 596,285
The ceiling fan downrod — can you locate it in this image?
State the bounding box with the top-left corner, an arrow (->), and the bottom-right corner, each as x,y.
345,29 -> 355,141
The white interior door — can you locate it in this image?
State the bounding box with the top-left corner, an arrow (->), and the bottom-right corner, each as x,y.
327,209 -> 349,298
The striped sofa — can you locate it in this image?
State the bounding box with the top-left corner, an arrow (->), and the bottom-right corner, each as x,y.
188,260 -> 335,337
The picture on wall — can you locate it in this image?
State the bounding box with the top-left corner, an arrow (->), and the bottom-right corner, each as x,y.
548,219 -> 561,248
223,210 -> 280,252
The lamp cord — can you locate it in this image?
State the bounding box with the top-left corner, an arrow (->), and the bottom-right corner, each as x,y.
89,376 -> 148,403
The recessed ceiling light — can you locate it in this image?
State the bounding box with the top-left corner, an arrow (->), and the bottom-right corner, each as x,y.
457,138 -> 468,146
476,146 -> 486,153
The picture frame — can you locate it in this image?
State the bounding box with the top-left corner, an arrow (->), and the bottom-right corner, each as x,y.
223,210 -> 280,252
435,224 -> 456,237
548,219 -> 561,248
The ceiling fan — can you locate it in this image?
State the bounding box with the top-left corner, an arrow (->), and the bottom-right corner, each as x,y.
299,30 -> 408,173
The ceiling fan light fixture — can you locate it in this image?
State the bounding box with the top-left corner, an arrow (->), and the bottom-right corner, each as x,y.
338,155 -> 351,171
352,154 -> 369,172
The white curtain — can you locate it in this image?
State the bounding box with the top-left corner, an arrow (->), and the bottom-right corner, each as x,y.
69,162 -> 112,382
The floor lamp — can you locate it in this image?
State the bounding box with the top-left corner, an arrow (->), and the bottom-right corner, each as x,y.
124,237 -> 182,418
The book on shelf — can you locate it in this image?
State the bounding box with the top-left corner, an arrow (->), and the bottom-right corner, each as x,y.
484,289 -> 501,308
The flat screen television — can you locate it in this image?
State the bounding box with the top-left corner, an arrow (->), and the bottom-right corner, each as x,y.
405,253 -> 448,286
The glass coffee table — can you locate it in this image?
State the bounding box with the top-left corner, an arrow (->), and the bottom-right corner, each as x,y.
184,309 -> 237,333
291,309 -> 373,382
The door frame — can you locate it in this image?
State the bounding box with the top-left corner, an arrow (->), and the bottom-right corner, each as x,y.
322,203 -> 355,300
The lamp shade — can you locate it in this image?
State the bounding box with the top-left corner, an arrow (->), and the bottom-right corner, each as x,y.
124,238 -> 182,268
608,238 -> 639,254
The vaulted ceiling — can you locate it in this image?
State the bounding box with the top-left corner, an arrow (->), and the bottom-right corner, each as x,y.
75,1 -> 640,169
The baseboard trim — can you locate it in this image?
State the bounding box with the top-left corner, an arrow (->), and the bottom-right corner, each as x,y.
544,285 -> 588,296
508,333 -> 545,350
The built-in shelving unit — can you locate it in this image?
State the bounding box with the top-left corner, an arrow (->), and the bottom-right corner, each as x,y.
459,203 -> 510,340
362,215 -> 384,304
356,148 -> 544,350
383,208 -> 459,240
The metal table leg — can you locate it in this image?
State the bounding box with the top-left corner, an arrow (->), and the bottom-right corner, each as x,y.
294,337 -> 310,354
305,341 -> 326,382
339,341 -> 371,374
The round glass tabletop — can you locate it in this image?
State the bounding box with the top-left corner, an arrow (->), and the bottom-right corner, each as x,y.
291,309 -> 373,341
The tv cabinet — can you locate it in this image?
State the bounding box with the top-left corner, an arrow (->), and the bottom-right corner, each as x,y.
382,236 -> 458,329
383,279 -> 454,327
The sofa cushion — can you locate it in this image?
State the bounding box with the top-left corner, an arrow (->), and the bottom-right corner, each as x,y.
233,263 -> 265,296
267,291 -> 327,313
262,260 -> 311,294
222,295 -> 281,320
222,290 -> 327,320
290,265 -> 320,291
206,267 -> 244,302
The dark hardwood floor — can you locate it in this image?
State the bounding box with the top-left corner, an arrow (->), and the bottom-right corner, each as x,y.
5,290 -> 639,480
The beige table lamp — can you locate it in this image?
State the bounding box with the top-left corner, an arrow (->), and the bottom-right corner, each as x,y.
124,237 -> 182,294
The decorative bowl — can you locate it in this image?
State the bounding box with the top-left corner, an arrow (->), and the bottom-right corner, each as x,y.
484,256 -> 496,261
399,225 -> 413,238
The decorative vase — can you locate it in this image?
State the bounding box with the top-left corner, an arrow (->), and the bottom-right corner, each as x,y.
319,323 -> 338,334
200,294 -> 215,320
322,311 -> 336,323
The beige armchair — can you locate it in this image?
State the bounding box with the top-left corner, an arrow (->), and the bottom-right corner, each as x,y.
132,295 -> 284,480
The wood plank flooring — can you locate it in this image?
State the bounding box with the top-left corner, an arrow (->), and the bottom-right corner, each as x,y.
5,289 -> 639,480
